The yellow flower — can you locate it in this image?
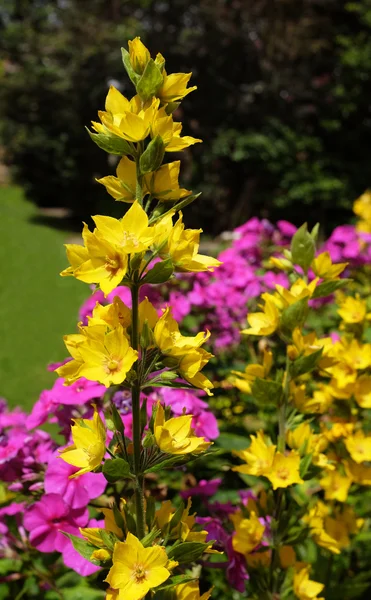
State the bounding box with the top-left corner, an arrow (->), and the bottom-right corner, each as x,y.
159,212 -> 221,272
175,582 -> 212,600
319,470 -> 352,502
344,459 -> 371,485
231,511 -> 265,556
233,431 -> 276,476
58,325 -> 138,388
286,422 -> 314,452
229,349 -> 273,393
93,201 -> 156,254
144,161 -> 191,201
62,201 -> 160,295
354,189 -> 371,233
291,383 -> 333,414
151,107 -> 202,151
311,251 -> 348,280
58,405 -> 106,477
320,421 -> 354,443
275,278 -> 318,307
241,293 -> 280,336
287,329 -> 336,369
158,72 -> 197,104
128,37 -> 151,75
61,224 -> 128,296
337,295 -> 367,324
97,156 -> 140,203
88,296 -> 132,330
345,430 -> 371,463
154,402 -> 211,455
266,451 -> 304,490
177,350 -> 214,395
355,375 -> 371,408
153,307 -> 214,394
105,533 -> 170,600
95,88 -> 160,143
293,566 -> 324,600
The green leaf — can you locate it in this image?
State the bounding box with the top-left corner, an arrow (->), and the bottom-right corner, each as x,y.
169,501 -> 185,531
112,503 -> 126,533
311,278 -> 352,299
100,529 -> 120,551
141,259 -> 174,284
121,47 -> 141,87
139,135 -> 165,174
299,452 -> 313,478
60,588 -> 105,600
62,533 -> 100,565
137,59 -> 164,102
0,558 -> 22,574
141,528 -> 161,548
290,223 -> 316,271
86,128 -> 134,156
111,403 -> 125,437
102,457 -> 132,482
144,455 -> 189,474
167,541 -> 211,563
154,575 -> 198,593
310,222 -> 320,242
280,297 -> 309,333
289,348 -> 323,378
251,377 -> 283,405
215,432 -> 250,451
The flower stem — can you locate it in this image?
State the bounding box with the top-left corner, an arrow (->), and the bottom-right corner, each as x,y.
269,353 -> 291,592
131,282 -> 146,538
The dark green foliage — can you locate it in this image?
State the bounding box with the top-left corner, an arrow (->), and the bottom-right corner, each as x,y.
1,0 -> 371,233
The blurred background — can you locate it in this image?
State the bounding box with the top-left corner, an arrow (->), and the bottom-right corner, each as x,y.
1,0 -> 371,407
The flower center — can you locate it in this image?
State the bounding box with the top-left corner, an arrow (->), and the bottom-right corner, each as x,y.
106,359 -> 120,373
132,563 -> 148,584
122,231 -> 140,248
276,467 -> 290,481
105,256 -> 120,273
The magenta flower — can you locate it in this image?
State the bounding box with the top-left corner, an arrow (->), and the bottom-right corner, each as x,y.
23,493 -> 88,553
181,478 -> 222,499
62,518 -> 104,576
44,452 -> 106,509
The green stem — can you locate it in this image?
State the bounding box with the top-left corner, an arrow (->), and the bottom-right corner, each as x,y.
131,283 -> 146,538
270,353 -> 291,592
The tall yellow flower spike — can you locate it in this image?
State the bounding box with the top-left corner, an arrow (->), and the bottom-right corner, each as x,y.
59,405 -> 106,477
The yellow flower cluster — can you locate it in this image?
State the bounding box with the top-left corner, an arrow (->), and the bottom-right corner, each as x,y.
62,201 -> 220,296
57,295 -> 213,394
233,431 -> 303,490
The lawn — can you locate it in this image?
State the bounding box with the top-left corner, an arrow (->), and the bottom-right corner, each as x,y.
0,186 -> 88,411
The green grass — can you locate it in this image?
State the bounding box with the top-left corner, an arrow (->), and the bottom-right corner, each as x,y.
0,186 -> 88,411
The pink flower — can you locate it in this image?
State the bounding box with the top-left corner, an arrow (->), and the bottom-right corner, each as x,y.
181,478 -> 222,499
23,493 -> 88,553
62,518 -> 104,576
44,453 -> 106,509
